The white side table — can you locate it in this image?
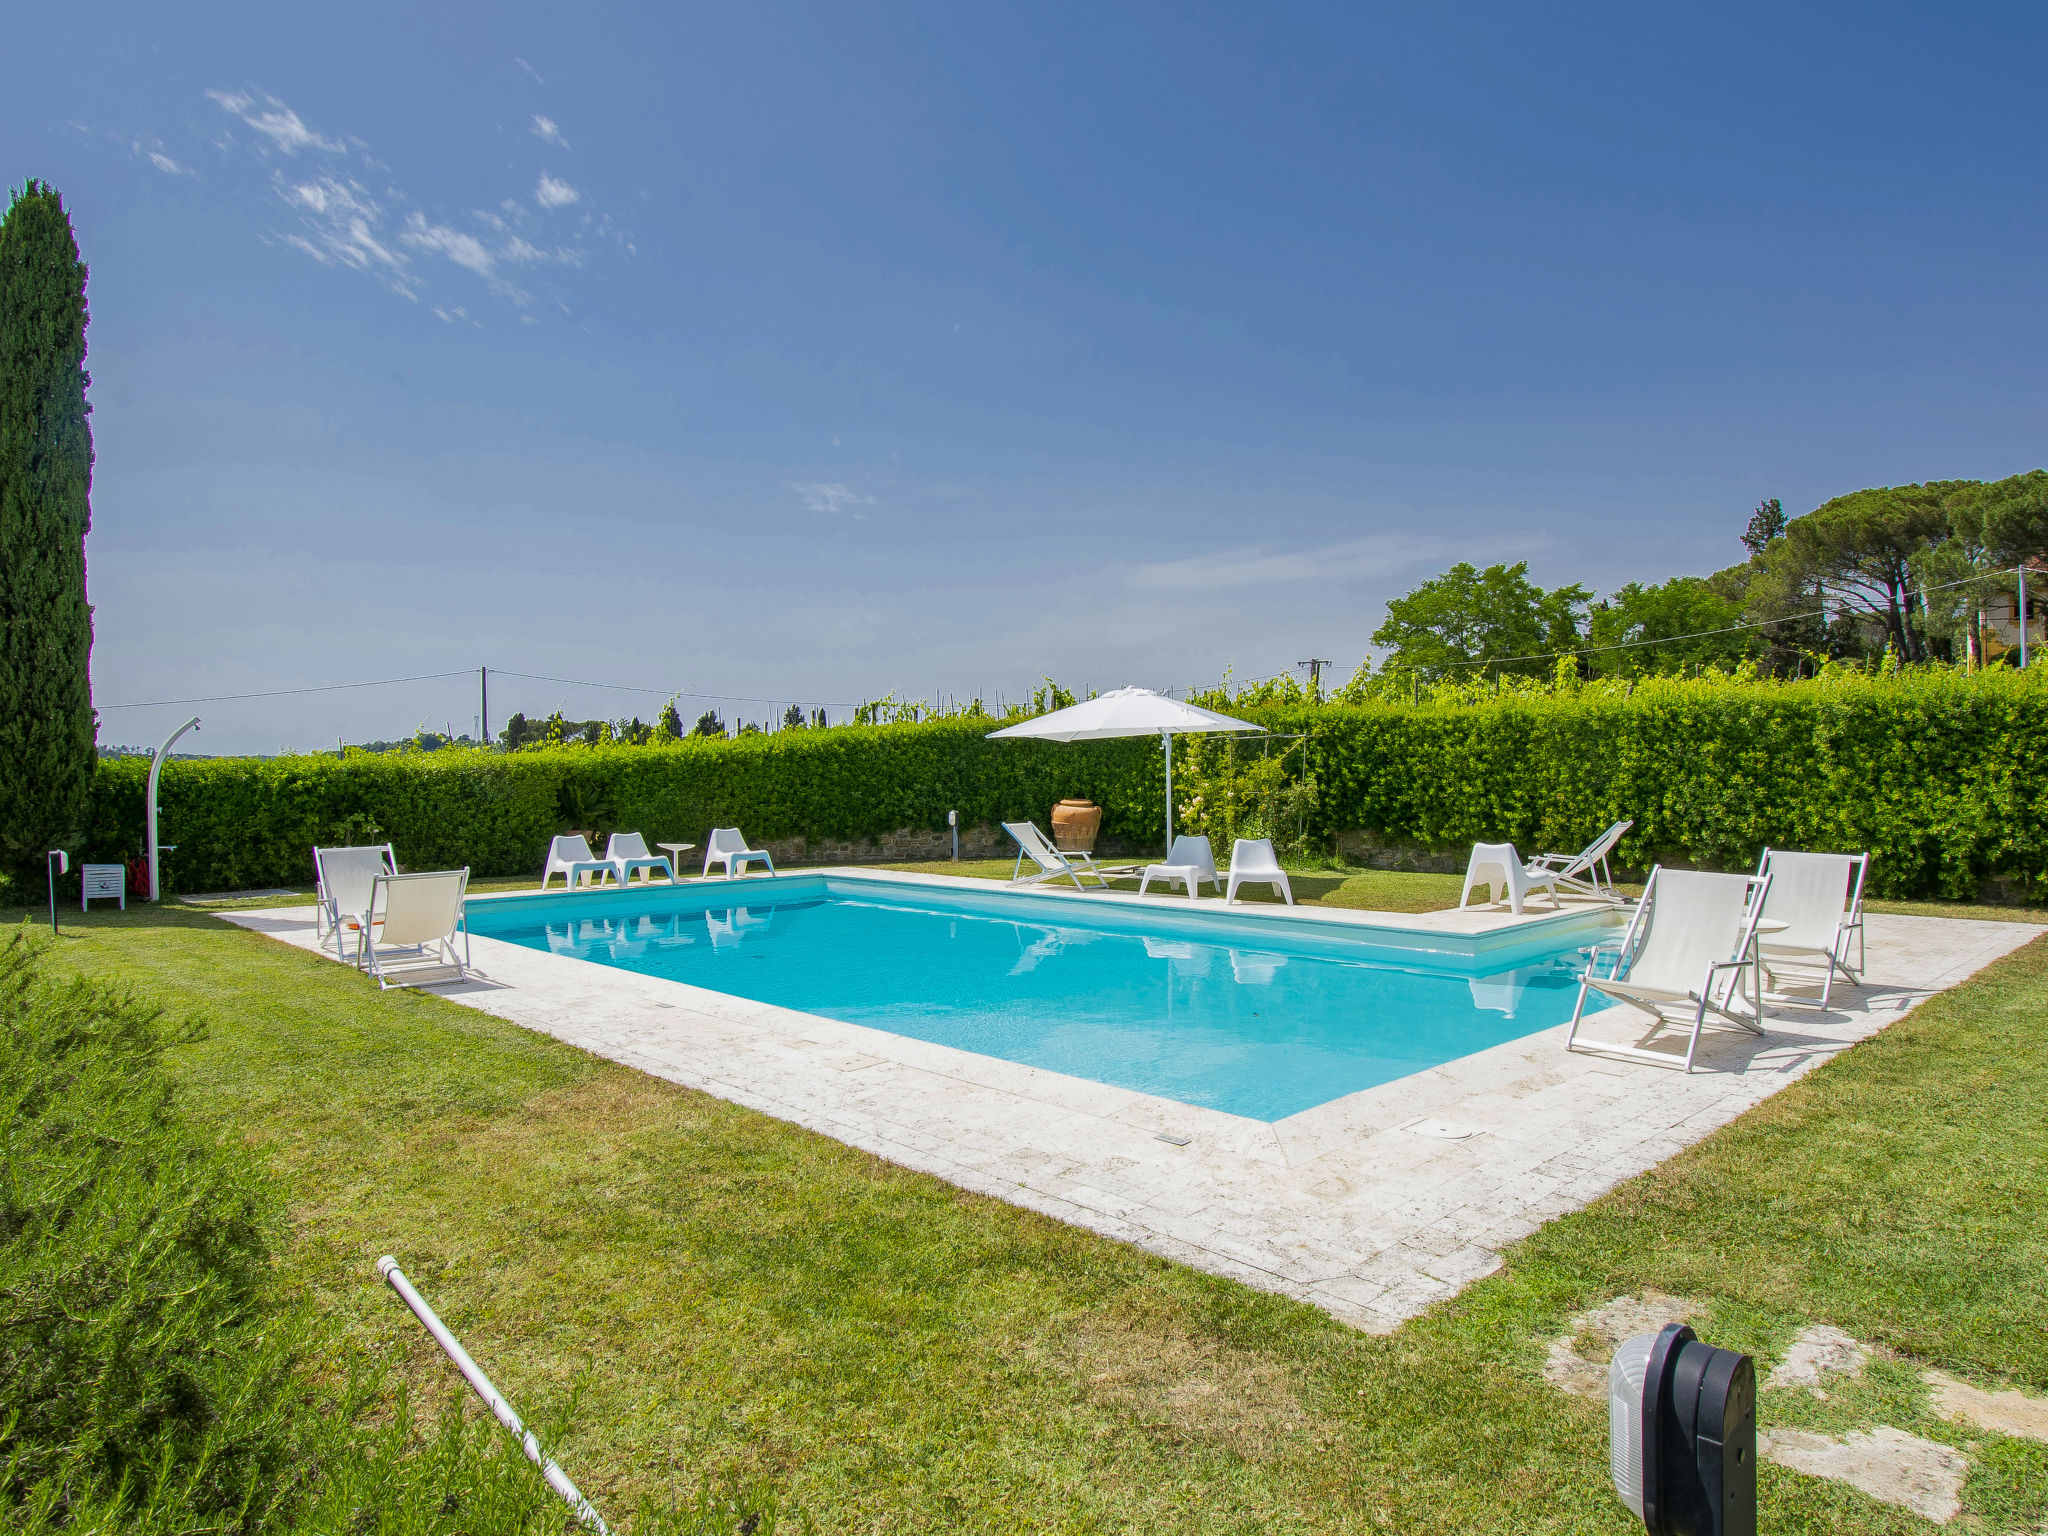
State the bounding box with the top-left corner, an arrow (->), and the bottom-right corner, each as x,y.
657,843 -> 696,881
81,863 -> 127,910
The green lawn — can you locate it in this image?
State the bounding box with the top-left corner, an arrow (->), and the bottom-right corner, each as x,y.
9,888 -> 2046,1534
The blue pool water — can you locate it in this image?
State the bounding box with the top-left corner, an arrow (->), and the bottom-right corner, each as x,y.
463,876 -> 1612,1122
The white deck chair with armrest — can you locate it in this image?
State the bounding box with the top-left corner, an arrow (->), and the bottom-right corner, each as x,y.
1528,819 -> 1634,902
1226,838 -> 1294,905
1458,842 -> 1561,915
1754,848 -> 1869,1008
542,834 -> 620,891
313,844 -> 396,965
1139,834 -> 1222,899
702,827 -> 776,878
1565,866 -> 1770,1073
363,869 -> 470,989
604,831 -> 676,885
1003,821 -> 1136,889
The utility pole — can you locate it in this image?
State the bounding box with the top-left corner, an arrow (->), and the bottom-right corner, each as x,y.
2022,568 -> 2031,669
1298,657 -> 1331,701
480,666 -> 490,747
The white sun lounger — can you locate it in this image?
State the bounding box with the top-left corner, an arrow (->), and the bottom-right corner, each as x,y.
1458,842 -> 1561,915
703,827 -> 776,878
542,834 -> 620,891
313,843 -> 397,965
1565,866 -> 1770,1072
363,869 -> 471,989
1138,834 -> 1222,899
1753,848 -> 1869,1008
604,831 -> 676,885
1003,821 -> 1136,889
1528,818 -> 1634,902
1226,838 -> 1294,905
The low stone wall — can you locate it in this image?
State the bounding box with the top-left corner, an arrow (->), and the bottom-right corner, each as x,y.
762,823 -> 1144,867
1334,829 -> 1468,874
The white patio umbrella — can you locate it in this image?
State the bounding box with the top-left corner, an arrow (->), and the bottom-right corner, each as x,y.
987,687 -> 1264,857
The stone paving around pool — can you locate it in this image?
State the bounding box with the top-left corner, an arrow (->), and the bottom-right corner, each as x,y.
222,872 -> 2040,1334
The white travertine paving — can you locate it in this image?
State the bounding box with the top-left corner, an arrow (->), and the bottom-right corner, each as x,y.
219,871 -> 2040,1333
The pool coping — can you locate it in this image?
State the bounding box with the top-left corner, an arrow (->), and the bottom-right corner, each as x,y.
222,879 -> 2043,1334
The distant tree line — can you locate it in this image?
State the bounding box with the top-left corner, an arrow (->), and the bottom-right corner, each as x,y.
1363,473 -> 2048,682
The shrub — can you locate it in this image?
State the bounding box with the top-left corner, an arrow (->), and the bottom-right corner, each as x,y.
67,668 -> 2048,900
0,931 -> 789,1534
0,929 -> 296,1525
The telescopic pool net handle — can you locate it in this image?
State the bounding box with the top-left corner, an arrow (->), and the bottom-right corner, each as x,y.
376,1255 -> 610,1534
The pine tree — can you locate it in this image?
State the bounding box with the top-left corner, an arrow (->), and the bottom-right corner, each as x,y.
0,182 -> 96,869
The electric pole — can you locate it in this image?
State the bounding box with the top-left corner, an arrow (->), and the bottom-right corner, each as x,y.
1298,658 -> 1331,701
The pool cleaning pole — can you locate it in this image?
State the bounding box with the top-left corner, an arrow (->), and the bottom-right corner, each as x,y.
376,1257 -> 610,1534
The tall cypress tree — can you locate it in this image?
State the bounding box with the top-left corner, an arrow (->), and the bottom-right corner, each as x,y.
0,181 -> 96,868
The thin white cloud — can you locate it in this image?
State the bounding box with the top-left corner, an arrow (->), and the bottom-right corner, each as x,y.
206,89 -> 344,155
183,84 -> 627,315
516,57 -> 546,85
793,483 -> 877,516
1127,533 -> 1497,593
534,173 -> 580,209
273,172 -> 413,294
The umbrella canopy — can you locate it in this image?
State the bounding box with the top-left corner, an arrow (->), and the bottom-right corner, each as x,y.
987,687 -> 1263,857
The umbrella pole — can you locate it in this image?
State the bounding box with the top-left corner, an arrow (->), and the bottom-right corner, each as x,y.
1162,730 -> 1173,857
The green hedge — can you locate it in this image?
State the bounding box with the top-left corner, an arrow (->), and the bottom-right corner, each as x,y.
74,669 -> 2048,900
78,723 -> 1162,893
1221,666 -> 2048,900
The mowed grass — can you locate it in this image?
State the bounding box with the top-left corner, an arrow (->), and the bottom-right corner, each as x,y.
13,886 -> 2048,1533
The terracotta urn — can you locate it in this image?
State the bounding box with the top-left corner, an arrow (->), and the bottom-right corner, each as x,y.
1051,799 -> 1102,852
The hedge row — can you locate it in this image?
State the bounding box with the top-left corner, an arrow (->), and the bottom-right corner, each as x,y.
1229,666 -> 2048,901
75,669 -> 2048,900
78,724 -> 1164,893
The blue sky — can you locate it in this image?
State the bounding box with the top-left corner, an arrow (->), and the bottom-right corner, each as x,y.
12,0 -> 2046,752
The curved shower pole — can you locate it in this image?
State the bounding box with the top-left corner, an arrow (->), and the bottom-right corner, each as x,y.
147,716 -> 200,902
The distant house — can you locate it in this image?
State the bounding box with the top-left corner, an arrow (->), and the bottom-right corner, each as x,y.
1982,557 -> 2048,662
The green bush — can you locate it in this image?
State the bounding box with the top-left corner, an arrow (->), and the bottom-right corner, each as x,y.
79,725 -> 1161,893
72,668 -> 2048,900
1200,664 -> 2048,900
0,930 -> 298,1524
0,930 -> 792,1535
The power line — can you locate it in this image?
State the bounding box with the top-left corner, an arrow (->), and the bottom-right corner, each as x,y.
98,669 -> 475,710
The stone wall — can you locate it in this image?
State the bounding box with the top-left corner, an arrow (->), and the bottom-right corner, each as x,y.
761,822 -> 1145,867
1333,829 -> 1468,874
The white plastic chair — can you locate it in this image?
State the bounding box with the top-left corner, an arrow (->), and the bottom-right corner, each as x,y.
604,831 -> 676,885
1226,839 -> 1294,905
1565,866 -> 1770,1072
313,843 -> 397,964
1458,842 -> 1561,915
703,827 -> 776,878
1003,821 -> 1135,889
1528,819 -> 1634,902
1754,849 -> 1869,1008
542,834 -> 620,891
363,869 -> 470,989
1138,834 -> 1221,899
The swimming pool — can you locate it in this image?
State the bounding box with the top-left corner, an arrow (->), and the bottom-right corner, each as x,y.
463,875 -> 1617,1122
